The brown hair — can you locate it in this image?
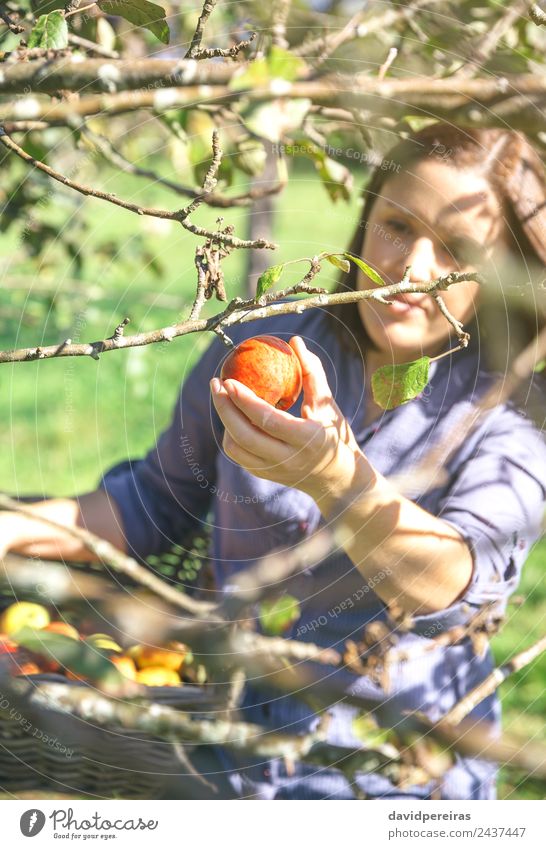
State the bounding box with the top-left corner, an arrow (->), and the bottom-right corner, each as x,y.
325,123 -> 546,366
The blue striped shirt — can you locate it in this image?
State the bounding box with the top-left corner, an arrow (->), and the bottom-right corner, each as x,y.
100,305 -> 546,799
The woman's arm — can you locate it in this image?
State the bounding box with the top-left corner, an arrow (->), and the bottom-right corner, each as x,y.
211,336 -> 473,617
0,489 -> 126,562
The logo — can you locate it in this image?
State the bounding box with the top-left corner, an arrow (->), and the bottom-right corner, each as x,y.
20,809 -> 46,837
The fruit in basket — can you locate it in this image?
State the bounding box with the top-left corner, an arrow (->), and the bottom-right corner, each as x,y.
43,621 -> 80,640
111,654 -> 138,680
0,602 -> 50,635
128,642 -> 189,672
136,666 -> 181,686
85,633 -> 122,652
0,634 -> 18,654
219,335 -> 303,410
14,661 -> 41,676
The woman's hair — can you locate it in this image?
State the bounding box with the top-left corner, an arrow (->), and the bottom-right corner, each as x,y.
326,123 -> 546,367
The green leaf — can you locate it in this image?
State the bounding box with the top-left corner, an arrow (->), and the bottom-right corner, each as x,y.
400,116 -> 439,133
230,45 -> 304,92
14,626 -> 123,685
371,356 -> 431,410
534,359 -> 546,373
98,0 -> 170,45
325,254 -> 350,273
28,11 -> 68,49
256,263 -> 284,299
259,595 -> 301,636
316,156 -> 353,203
352,714 -> 393,748
267,45 -> 305,83
344,253 -> 386,287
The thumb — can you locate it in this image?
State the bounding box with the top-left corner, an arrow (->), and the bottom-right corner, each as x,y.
289,336 -> 336,420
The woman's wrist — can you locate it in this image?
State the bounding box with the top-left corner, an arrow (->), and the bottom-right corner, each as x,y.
307,450 -> 378,518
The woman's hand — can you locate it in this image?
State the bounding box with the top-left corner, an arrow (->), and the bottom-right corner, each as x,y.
210,336 -> 369,503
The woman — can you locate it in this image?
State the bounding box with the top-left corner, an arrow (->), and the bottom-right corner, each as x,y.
2,123 -> 546,799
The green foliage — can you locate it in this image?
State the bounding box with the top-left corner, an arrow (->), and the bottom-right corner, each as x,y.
325,254 -> 350,273
256,263 -> 285,298
14,626 -> 123,685
344,253 -> 386,287
371,357 -> 431,410
258,595 -> 301,636
98,0 -> 170,45
27,11 -> 68,49
229,45 -> 305,91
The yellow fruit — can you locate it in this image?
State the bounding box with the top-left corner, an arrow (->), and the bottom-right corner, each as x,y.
128,643 -> 188,671
14,662 -> 41,676
136,666 -> 181,687
43,621 -> 80,640
85,633 -> 122,652
111,655 -> 138,681
0,602 -> 50,636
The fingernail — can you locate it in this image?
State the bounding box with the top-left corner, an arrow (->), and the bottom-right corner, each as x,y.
210,378 -> 219,392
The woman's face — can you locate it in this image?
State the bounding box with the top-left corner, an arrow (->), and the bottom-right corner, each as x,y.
357,158 -> 509,361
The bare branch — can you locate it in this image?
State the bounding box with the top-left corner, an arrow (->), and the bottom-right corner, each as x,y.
293,0 -> 440,61
454,0 -> 536,79
0,269 -> 481,364
530,4 -> 546,25
68,32 -> 119,59
184,0 -> 255,60
272,0 -> 291,49
80,125 -> 285,209
185,0 -> 219,58
0,127 -> 275,251
0,5 -> 24,33
443,635 -> 546,726
1,76 -> 545,136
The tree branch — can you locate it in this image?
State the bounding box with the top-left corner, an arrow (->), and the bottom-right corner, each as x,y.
1,75 -> 545,136
80,125 -> 285,209
453,0 -> 536,80
0,269 -> 481,364
0,127 -> 276,250
442,635 -> 546,726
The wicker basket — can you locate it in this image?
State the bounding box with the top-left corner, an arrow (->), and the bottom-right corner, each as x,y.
0,672 -> 222,799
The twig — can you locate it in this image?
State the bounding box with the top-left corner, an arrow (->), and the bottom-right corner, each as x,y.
442,635 -> 546,726
294,0 -> 440,61
65,1 -> 96,19
185,0 -> 218,58
184,0 -> 254,60
0,493 -> 215,618
530,4 -> 546,25
431,292 -> 470,347
0,269 -> 481,364
0,127 -> 275,251
377,47 -> 398,81
454,0 -> 535,80
272,0 -> 291,49
68,32 -> 119,60
9,676 -> 329,758
0,5 -> 24,33
80,125 -> 284,209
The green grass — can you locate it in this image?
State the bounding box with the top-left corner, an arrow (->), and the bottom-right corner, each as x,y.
1,155 -> 544,799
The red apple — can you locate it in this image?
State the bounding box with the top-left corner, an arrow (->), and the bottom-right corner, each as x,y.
220,335 -> 302,411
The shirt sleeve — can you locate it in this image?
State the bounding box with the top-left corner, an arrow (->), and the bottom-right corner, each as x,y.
411,404 -> 546,635
98,334 -> 228,562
